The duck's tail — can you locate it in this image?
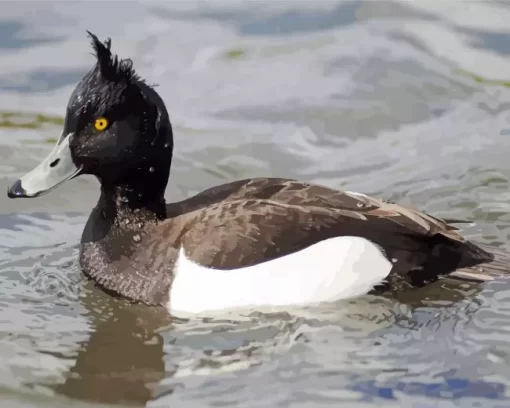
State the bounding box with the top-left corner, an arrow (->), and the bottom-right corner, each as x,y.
449,242 -> 510,282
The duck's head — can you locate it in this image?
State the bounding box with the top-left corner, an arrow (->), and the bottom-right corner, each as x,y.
7,32 -> 173,200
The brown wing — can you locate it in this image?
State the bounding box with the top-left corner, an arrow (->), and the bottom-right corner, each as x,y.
165,187 -> 494,290
168,177 -> 467,243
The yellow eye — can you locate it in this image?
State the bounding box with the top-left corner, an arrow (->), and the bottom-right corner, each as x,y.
94,117 -> 109,131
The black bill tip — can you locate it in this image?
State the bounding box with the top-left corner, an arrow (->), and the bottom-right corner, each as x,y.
7,179 -> 27,199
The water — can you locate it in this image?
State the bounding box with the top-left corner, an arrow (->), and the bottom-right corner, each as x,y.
1,1 -> 510,406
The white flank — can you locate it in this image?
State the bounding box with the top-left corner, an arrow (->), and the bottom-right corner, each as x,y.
168,236 -> 393,315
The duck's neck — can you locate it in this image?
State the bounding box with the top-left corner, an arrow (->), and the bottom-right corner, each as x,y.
98,165 -> 169,229
79,166 -> 172,306
99,185 -> 166,223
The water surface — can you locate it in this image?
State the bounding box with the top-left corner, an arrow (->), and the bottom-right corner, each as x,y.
2,1 -> 510,407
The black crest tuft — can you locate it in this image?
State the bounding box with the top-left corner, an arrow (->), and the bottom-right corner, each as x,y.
86,31 -> 141,84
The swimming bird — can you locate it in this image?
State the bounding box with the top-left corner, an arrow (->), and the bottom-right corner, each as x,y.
6,32 -> 509,315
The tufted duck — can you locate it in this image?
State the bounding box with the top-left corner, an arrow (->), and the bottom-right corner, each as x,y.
7,32 -> 509,315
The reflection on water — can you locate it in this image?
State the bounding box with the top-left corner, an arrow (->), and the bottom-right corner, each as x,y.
2,0 -> 510,407
53,295 -> 171,406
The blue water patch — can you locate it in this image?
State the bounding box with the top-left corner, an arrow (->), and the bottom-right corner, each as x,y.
351,377 -> 507,401
0,20 -> 60,50
459,27 -> 510,56
236,2 -> 362,36
0,68 -> 86,93
154,1 -> 363,37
